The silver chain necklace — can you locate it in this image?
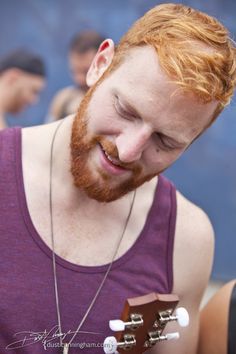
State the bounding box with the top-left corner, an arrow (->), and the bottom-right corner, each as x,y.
49,121 -> 136,353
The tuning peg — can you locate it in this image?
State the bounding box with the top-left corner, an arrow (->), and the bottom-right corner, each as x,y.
175,307 -> 189,327
103,336 -> 118,354
109,319 -> 125,331
144,331 -> 180,347
166,332 -> 180,340
103,334 -> 136,353
109,313 -> 143,332
155,306 -> 189,328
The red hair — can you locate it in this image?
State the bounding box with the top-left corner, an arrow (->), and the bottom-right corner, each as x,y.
105,4 -> 236,121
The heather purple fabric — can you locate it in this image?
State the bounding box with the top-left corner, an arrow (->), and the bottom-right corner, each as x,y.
0,127 -> 176,354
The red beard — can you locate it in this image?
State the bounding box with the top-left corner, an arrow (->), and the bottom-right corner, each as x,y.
70,86 -> 155,202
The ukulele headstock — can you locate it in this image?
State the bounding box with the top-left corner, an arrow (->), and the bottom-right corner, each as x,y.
103,292 -> 189,354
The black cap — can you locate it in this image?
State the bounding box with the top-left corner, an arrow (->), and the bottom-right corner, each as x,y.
0,48 -> 46,77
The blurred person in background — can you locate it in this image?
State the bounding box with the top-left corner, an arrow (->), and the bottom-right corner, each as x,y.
48,30 -> 105,121
0,49 -> 46,130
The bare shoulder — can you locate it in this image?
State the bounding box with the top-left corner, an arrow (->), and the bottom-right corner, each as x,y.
176,191 -> 214,244
51,86 -> 75,106
22,121 -> 56,160
49,86 -> 75,119
173,191 -> 214,298
198,280 -> 236,354
53,86 -> 75,100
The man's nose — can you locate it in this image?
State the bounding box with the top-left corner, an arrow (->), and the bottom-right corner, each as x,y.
116,125 -> 152,163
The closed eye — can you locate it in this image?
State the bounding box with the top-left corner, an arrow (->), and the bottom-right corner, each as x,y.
155,133 -> 181,151
114,95 -> 137,120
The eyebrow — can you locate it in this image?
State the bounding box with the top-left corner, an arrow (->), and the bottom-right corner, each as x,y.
114,89 -> 189,148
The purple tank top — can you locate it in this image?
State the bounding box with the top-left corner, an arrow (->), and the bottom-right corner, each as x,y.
0,127 -> 176,354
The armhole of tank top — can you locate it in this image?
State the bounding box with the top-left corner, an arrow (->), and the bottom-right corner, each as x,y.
0,127 -> 20,164
0,130 -> 2,160
166,182 -> 177,293
0,130 -> 4,166
228,283 -> 236,354
13,127 -> 21,163
13,127 -> 22,205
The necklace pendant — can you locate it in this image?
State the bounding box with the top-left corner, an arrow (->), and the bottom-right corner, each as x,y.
62,343 -> 69,354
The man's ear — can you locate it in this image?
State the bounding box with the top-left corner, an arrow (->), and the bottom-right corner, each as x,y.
86,39 -> 115,87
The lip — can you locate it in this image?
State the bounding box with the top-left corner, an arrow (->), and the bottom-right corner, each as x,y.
99,144 -> 130,176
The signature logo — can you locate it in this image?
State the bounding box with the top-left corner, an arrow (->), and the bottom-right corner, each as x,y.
6,325 -> 102,350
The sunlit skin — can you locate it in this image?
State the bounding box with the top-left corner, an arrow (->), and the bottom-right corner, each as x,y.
6,71 -> 45,114
71,44 -> 218,202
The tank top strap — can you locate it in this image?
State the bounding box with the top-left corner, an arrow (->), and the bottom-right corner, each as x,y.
129,174 -> 176,294
153,174 -> 177,292
0,127 -> 21,185
0,127 -> 20,164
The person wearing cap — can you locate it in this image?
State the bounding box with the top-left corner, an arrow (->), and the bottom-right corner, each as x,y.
0,49 -> 46,130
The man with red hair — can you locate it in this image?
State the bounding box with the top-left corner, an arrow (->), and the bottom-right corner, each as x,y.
0,4 -> 235,354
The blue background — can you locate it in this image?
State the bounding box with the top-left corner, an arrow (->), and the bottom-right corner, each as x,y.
1,0 -> 236,280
